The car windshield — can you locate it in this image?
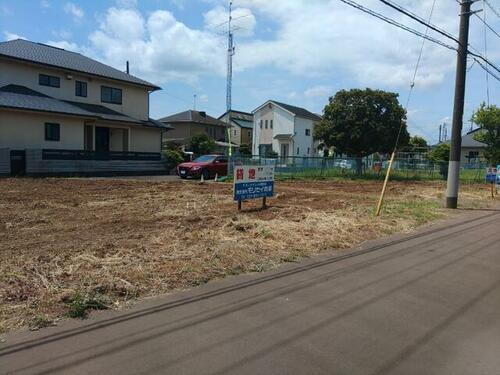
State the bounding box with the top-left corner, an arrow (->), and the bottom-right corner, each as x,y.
194,155 -> 216,163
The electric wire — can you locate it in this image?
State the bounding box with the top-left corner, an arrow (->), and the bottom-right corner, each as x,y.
482,0 -> 491,105
338,0 -> 500,84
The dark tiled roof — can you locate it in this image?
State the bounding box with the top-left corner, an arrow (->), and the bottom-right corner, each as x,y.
0,85 -> 170,129
218,109 -> 253,122
0,39 -> 160,90
270,101 -> 322,121
158,110 -> 228,127
0,85 -> 93,117
233,119 -> 254,129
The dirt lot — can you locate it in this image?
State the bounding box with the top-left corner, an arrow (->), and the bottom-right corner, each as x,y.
0,178 -> 495,333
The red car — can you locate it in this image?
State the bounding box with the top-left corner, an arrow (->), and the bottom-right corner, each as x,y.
177,155 -> 228,179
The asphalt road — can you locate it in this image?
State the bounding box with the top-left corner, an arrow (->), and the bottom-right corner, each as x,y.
2,209 -> 500,375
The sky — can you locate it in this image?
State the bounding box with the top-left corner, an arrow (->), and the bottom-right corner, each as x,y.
1,0 -> 499,144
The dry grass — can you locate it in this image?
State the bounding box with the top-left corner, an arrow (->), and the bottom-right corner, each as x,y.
0,178 -> 496,333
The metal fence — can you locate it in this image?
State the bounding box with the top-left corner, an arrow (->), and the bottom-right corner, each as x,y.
228,155 -> 489,182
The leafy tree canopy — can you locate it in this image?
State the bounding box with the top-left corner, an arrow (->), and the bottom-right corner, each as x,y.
427,143 -> 450,162
188,134 -> 216,155
314,88 -> 409,157
472,103 -> 500,165
408,135 -> 428,150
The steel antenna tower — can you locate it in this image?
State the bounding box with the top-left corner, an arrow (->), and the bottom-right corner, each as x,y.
226,0 -> 236,156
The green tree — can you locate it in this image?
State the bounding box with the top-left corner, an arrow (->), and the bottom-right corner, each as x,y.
472,103 -> 500,165
188,134 -> 216,156
408,135 -> 428,150
427,143 -> 450,179
239,143 -> 252,156
163,149 -> 184,172
314,88 -> 409,173
427,143 -> 450,162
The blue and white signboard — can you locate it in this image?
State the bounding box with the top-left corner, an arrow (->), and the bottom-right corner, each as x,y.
234,165 -> 275,201
486,167 -> 497,183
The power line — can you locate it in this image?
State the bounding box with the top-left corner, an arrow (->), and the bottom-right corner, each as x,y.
482,0 -> 491,104
337,0 -> 457,50
474,11 -> 500,40
405,0 -> 437,110
339,0 -> 500,84
484,0 -> 500,18
377,0 -> 459,44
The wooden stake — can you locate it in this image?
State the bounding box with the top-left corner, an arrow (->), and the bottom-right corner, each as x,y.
491,182 -> 495,199
238,200 -> 242,210
262,196 -> 267,208
375,151 -> 396,217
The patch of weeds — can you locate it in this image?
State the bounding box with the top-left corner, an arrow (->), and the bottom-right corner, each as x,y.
29,315 -> 54,331
259,227 -> 273,239
249,263 -> 268,273
65,292 -> 109,319
384,200 -> 443,225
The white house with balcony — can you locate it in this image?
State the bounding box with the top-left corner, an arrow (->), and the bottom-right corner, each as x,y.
0,39 -> 171,176
252,100 -> 322,158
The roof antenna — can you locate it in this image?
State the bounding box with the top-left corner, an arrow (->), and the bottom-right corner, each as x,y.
126,61 -> 130,74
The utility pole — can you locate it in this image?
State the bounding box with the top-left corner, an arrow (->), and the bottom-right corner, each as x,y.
226,0 -> 235,156
439,124 -> 442,143
193,94 -> 197,110
446,0 -> 475,209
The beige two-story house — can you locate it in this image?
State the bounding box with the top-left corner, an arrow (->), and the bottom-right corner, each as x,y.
0,39 -> 170,176
159,110 -> 232,152
218,110 -> 254,148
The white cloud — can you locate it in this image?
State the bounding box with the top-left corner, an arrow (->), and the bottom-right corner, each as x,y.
204,5 -> 256,37
4,32 -> 26,41
46,40 -> 81,52
170,0 -> 186,9
64,2 -> 84,20
304,85 -> 334,98
88,7 -> 225,84
40,0 -> 50,8
1,4 -> 13,15
115,0 -> 137,8
199,94 -> 209,102
52,29 -> 72,40
231,0 -> 469,89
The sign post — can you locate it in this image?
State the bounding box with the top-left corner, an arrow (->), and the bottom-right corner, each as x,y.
486,166 -> 498,198
234,165 -> 275,210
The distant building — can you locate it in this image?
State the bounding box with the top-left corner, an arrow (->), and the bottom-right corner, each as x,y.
252,100 -> 322,157
158,110 -> 236,153
438,128 -> 487,164
218,110 -> 253,147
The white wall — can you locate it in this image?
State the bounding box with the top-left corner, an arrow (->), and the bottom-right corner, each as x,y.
0,58 -> 150,121
0,110 -> 85,149
293,117 -> 317,156
253,102 -> 294,155
130,127 -> 162,152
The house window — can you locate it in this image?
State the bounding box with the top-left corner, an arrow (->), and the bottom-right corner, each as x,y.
234,129 -> 237,136
265,120 -> 268,129
45,123 -> 60,141
307,147 -> 310,155
270,120 -> 273,129
248,130 -> 252,137
75,81 -> 87,97
260,120 -> 263,129
39,74 -> 60,88
297,147 -> 300,154
101,86 -> 122,104
305,129 -> 311,136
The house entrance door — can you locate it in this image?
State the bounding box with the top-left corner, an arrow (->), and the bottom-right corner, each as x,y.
95,127 -> 110,153
280,144 -> 289,158
10,150 -> 26,176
